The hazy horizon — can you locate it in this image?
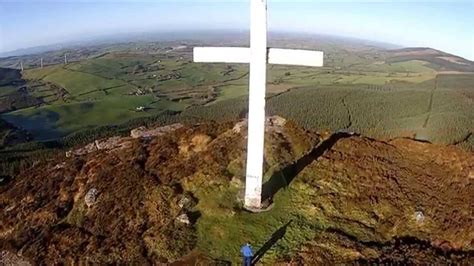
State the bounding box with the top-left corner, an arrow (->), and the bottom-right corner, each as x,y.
1,0 -> 473,60
0,29 -> 406,57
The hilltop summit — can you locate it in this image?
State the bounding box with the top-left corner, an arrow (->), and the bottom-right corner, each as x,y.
1,118 -> 473,264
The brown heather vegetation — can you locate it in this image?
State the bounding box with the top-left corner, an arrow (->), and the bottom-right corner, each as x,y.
1,119 -> 473,264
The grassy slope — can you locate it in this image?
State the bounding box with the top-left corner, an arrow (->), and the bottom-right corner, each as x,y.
2,97 -> 185,140
185,121 -> 474,264
193,183 -> 317,263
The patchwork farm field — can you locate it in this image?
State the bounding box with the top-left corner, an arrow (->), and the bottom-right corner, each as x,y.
0,39 -> 473,151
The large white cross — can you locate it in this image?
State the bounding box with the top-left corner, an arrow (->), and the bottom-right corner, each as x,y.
193,0 -> 323,209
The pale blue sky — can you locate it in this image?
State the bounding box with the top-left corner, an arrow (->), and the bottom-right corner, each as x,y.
0,0 -> 473,60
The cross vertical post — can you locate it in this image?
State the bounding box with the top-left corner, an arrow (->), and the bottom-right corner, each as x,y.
192,0 -> 323,211
245,0 -> 267,209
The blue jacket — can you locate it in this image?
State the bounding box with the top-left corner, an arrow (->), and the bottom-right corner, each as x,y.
241,244 -> 253,257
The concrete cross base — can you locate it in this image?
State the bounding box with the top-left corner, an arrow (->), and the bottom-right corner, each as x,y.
243,199 -> 274,213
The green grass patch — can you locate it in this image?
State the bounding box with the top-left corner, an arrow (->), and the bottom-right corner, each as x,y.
213,84 -> 248,103
2,96 -> 187,140
0,85 -> 19,96
188,178 -> 323,264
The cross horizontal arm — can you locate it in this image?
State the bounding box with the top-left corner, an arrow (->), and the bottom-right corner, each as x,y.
193,47 -> 250,63
268,48 -> 323,67
194,47 -> 324,67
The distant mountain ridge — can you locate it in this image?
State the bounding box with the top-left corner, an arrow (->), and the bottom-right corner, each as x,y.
387,47 -> 474,72
1,31 -> 469,62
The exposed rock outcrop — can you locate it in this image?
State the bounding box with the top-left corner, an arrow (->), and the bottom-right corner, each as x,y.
130,123 -> 183,139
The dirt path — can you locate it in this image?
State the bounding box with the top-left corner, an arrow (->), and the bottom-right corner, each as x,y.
341,91 -> 353,129
221,71 -> 249,85
75,84 -> 128,97
452,132 -> 473,146
422,75 -> 438,128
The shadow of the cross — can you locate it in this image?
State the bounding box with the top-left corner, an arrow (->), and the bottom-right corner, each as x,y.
251,220 -> 293,265
262,132 -> 354,202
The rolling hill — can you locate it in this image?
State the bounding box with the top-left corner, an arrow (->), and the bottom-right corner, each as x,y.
0,68 -> 43,114
0,35 -> 472,179
386,47 -> 474,72
0,40 -> 472,149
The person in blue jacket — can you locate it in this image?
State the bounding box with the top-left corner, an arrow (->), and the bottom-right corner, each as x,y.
240,243 -> 253,266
